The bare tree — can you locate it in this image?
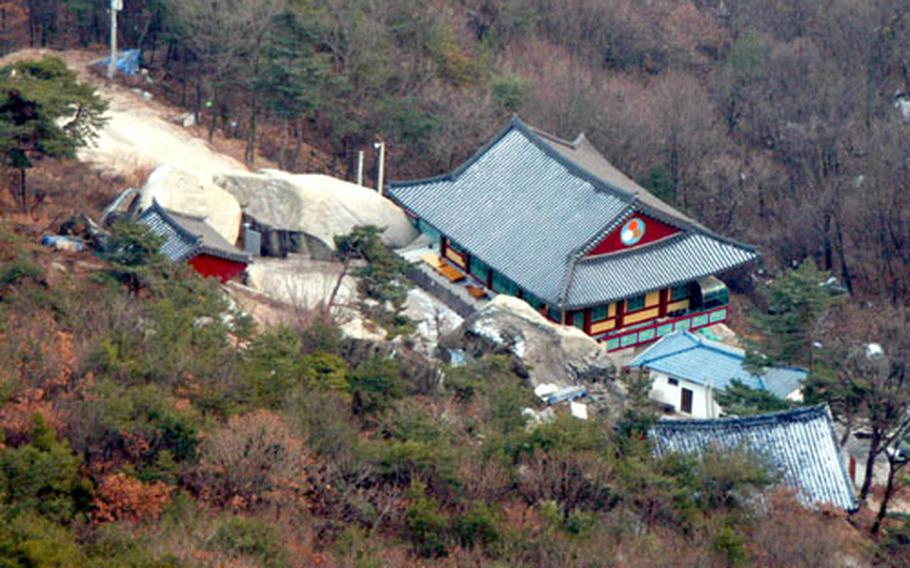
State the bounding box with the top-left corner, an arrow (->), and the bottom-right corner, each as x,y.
829,311 -> 910,533
164,0 -> 285,152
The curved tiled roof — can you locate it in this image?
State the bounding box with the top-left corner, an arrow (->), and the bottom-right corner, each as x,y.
650,405 -> 857,511
388,116 -> 758,308
139,201 -> 249,264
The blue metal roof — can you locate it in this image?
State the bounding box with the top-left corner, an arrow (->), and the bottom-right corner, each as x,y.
388,117 -> 758,308
626,330 -> 806,398
650,405 -> 858,511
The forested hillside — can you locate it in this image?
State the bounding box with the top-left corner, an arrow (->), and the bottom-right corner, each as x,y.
0,1 -> 908,566
9,0 -> 910,300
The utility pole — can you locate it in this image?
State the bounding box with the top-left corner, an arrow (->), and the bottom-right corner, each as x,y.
373,141 -> 385,195
108,0 -> 122,81
356,150 -> 364,186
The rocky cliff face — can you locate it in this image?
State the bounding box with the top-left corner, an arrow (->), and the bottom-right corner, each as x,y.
138,164 -> 243,244
442,295 -> 617,388
214,170 -> 418,258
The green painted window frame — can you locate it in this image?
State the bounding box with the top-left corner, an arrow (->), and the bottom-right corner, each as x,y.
671,283 -> 689,301
572,311 -> 585,330
491,272 -> 517,296
469,256 -> 490,283
524,293 -> 546,310
626,295 -> 646,312
417,219 -> 442,243
592,305 -> 609,322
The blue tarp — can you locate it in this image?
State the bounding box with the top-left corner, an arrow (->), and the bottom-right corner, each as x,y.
95,49 -> 141,76
41,235 -> 84,252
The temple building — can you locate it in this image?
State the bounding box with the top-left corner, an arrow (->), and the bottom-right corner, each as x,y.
139,200 -> 250,283
388,117 -> 758,351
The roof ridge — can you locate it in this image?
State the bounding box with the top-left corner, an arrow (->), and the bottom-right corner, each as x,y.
528,125 -> 577,148
146,200 -> 203,243
557,255 -> 580,309
631,332 -> 702,367
576,232 -> 689,264
143,200 -> 249,264
690,332 -> 746,360
652,404 -> 829,429
511,117 -> 638,203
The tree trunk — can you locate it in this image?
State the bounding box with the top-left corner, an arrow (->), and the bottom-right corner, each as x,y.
180,47 -> 187,107
839,413 -> 854,447
871,460 -> 900,535
289,119 -> 303,172
194,58 -> 202,125
278,116 -> 288,169
328,255 -> 351,309
859,432 -> 882,503
245,100 -> 257,164
27,1 -> 35,47
208,92 -> 218,142
18,167 -> 27,214
834,218 -> 854,295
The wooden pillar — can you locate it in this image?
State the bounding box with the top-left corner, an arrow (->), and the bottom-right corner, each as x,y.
440,236 -> 448,258
584,308 -> 592,335
658,288 -> 669,318
615,300 -> 625,330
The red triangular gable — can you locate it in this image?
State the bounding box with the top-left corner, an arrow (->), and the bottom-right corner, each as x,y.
585,213 -> 681,257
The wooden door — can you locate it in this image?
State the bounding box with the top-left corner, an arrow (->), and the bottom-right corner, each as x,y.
680,388 -> 693,414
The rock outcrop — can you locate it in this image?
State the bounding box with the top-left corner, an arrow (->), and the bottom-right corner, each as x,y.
138,165 -> 242,244
442,295 -> 617,388
214,170 -> 418,258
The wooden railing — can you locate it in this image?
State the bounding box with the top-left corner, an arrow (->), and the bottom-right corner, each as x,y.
598,305 -> 729,352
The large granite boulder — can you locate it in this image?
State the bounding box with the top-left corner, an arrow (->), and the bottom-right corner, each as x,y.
138,165 -> 242,243
214,170 -> 418,258
442,295 -> 616,388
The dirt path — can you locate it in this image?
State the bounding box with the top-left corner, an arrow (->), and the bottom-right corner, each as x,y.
0,48 -> 274,182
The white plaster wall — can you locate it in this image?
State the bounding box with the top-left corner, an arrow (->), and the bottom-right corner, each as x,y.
786,389 -> 804,402
648,371 -> 722,418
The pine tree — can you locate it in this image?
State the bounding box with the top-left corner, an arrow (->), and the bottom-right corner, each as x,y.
0,57 -> 107,212
254,8 -> 328,169
746,261 -> 842,369
714,379 -> 794,416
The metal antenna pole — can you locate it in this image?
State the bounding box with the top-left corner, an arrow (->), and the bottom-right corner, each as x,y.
108,0 -> 121,80
356,150 -> 364,186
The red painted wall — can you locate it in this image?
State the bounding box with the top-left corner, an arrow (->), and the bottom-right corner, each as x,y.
188,254 -> 247,283
585,213 -> 680,257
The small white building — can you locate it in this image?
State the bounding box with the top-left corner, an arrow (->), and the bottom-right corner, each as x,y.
626,331 -> 806,418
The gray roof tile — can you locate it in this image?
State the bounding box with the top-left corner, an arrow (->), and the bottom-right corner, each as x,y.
388,117 -> 758,308
139,201 -> 249,264
567,234 -> 758,307
650,405 -> 858,511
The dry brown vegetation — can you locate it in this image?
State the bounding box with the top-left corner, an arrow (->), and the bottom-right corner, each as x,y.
0,1 -> 907,566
